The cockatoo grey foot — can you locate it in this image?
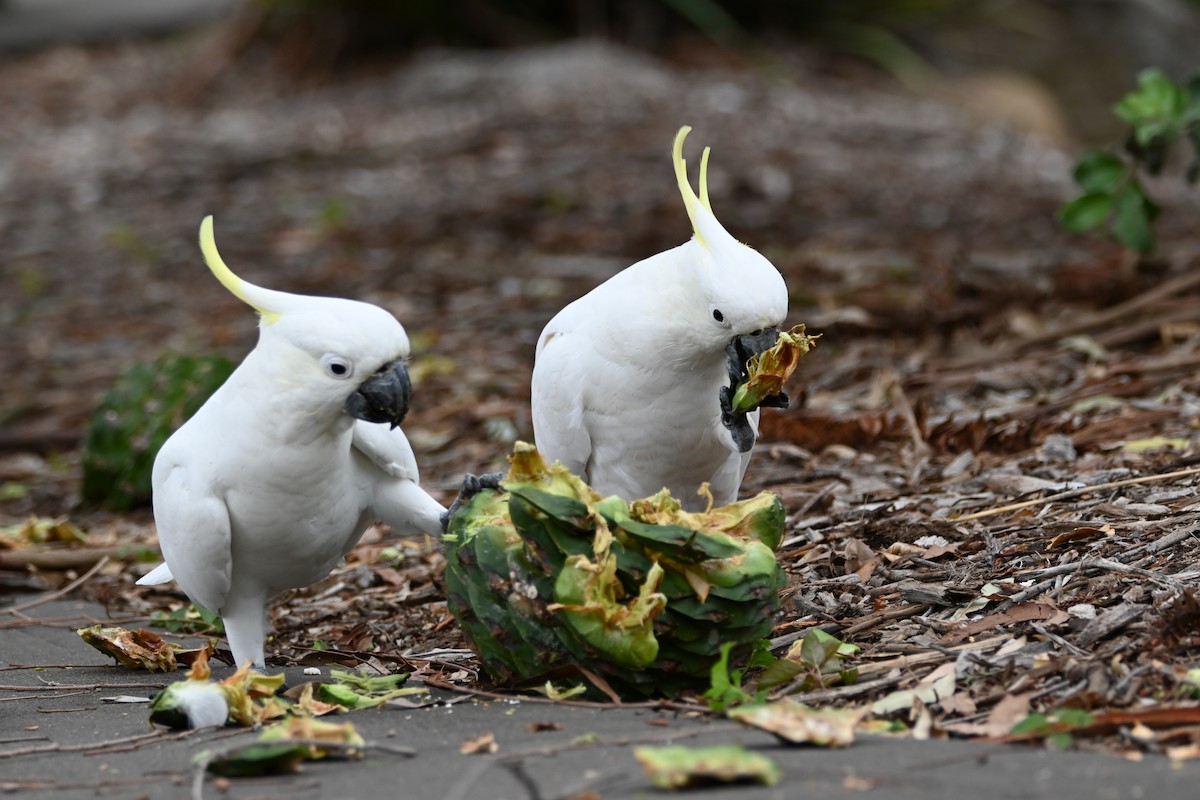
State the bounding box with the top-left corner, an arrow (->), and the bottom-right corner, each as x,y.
440,472 -> 506,532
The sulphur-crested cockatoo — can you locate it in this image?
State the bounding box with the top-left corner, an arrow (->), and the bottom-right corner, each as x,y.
138,217 -> 445,670
531,126 -> 789,511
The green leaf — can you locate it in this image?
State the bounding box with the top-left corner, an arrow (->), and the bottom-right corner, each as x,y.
1059,192 -> 1114,233
701,641 -> 759,711
1010,712 -> 1050,736
201,743 -> 308,777
634,744 -> 781,789
1071,151 -> 1126,193
756,656 -> 804,690
1111,183 -> 1157,254
1114,68 -> 1187,134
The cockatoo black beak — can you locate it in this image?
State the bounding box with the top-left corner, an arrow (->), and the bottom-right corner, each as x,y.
726,327 -> 780,384
344,360 -> 412,429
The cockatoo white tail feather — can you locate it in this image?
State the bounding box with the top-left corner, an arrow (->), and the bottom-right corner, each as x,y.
532,126 -> 790,510
139,218 -> 446,670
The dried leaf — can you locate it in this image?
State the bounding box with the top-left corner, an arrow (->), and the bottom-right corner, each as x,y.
77,625 -> 192,672
460,732 -> 498,755
871,662 -> 957,715
727,701 -> 862,747
940,602 -> 1067,644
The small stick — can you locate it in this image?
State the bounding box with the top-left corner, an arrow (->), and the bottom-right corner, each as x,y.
953,466 -> 1200,522
0,682 -> 168,693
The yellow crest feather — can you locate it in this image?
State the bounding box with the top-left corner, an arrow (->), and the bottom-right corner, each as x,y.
198,216 -> 281,325
672,126 -> 714,250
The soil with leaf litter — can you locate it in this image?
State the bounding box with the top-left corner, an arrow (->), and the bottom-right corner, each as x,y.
4,28 -> 1200,760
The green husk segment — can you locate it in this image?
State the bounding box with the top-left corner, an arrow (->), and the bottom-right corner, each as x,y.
731,324 -> 818,414
634,744 -> 782,788
443,442 -> 787,697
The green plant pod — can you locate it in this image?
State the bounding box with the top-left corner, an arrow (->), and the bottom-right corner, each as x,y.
81,353 -> 234,510
441,443 -> 787,697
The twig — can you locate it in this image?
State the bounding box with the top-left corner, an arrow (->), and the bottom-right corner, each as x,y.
995,577 -> 1060,610
0,556 -> 111,616
0,681 -> 167,692
1124,525 -> 1199,559
0,774 -> 183,794
0,546 -> 122,572
0,614 -> 148,630
0,736 -> 49,745
953,466 -> 1200,522
418,677 -> 702,714
0,727 -> 211,760
885,371 -> 930,455
772,672 -> 902,704
840,603 -> 929,636
0,690 -> 92,702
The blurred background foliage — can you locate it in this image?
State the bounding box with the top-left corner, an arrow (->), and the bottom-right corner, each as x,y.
238,0 -> 1200,142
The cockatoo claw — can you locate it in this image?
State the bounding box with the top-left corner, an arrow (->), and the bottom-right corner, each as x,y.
441,471 -> 506,533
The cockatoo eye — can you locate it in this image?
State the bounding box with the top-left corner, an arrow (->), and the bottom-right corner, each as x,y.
710,307 -> 729,327
321,354 -> 354,380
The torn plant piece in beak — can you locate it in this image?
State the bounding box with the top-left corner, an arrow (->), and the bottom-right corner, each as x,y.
343,360 -> 412,428
726,328 -> 781,386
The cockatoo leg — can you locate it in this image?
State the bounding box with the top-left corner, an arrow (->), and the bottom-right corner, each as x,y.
440,471 -> 506,532
220,591 -> 270,671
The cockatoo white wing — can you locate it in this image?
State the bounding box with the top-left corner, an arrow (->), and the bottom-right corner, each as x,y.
137,562 -> 174,585
352,418 -> 421,481
352,420 -> 446,536
530,325 -> 594,477
147,455 -> 232,617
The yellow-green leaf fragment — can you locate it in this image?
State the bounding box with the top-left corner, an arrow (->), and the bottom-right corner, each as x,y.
315,670 -> 423,709
728,701 -> 861,747
201,718 -> 365,778
258,716 -> 365,759
731,324 -> 818,413
2,516 -> 86,546
634,744 -> 781,789
200,743 -> 308,777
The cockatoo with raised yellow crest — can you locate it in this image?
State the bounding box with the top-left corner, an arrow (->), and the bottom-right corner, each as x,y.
137,217 -> 445,670
531,126 -> 789,511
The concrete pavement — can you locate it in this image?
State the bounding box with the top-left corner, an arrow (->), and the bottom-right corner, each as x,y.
0,598 -> 1194,799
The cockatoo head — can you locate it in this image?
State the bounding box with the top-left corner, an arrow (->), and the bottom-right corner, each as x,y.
198,216 -> 413,428
670,126 -> 788,359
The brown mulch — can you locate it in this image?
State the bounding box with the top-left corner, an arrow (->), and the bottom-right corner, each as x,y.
3,24 -> 1200,759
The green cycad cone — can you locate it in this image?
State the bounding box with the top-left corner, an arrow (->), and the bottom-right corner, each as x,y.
442,442 -> 787,697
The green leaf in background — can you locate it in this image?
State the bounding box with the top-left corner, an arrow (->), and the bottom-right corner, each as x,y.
1114,68 -> 1187,143
1062,69 -> 1199,254
1059,192 -> 1114,233
1111,182 -> 1158,254
1071,151 -> 1126,194
82,353 -> 234,510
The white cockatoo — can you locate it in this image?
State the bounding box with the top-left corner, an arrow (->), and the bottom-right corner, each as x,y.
531,126 -> 789,511
138,217 -> 445,670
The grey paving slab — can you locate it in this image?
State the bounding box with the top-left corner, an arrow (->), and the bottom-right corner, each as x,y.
1,599 -> 1197,799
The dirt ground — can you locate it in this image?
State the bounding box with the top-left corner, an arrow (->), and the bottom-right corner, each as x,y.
4,19 -> 1200,760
